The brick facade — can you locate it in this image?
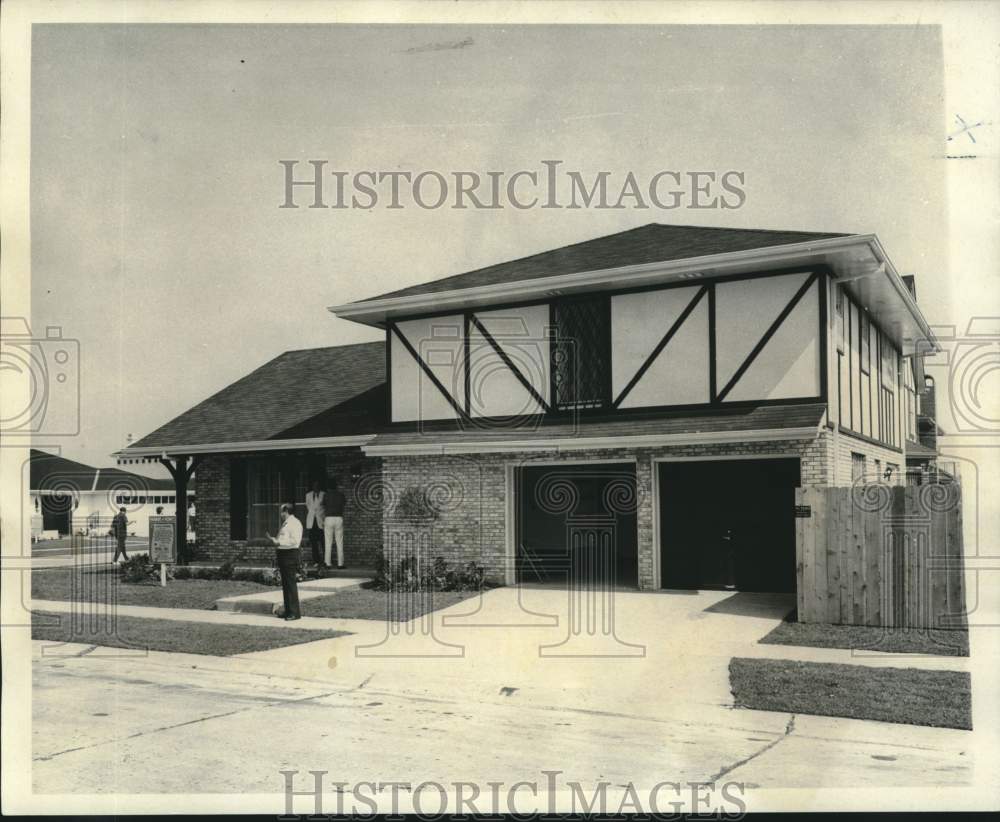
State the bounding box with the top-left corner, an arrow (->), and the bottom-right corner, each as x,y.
188,429 -> 901,586
191,450 -> 383,567
828,429 -> 906,486
380,433 -> 833,589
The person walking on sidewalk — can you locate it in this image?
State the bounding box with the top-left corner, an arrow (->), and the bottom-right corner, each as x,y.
267,503 -> 304,620
323,477 -> 347,569
110,507 -> 133,562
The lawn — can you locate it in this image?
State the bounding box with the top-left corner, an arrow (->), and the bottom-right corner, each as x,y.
31,568 -> 271,610
730,657 -> 972,730
31,610 -> 349,656
760,618 -> 969,657
302,588 -> 482,621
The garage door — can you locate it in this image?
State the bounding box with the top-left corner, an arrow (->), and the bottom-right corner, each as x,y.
517,463 -> 638,587
659,458 -> 800,592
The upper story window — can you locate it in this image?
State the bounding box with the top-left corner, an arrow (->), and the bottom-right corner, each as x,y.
881,335 -> 897,385
860,315 -> 871,373
551,295 -> 611,411
835,287 -> 845,352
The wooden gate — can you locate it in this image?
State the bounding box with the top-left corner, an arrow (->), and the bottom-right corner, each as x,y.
795,484 -> 965,629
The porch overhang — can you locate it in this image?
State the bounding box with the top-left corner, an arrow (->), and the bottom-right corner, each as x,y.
363,404 -> 827,457
364,426 -> 822,457
113,434 -> 375,461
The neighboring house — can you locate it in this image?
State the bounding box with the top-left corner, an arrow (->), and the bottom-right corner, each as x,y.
29,449 -> 194,538
115,223 -> 938,592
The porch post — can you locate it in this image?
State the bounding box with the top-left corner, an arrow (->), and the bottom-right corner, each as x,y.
159,455 -> 200,564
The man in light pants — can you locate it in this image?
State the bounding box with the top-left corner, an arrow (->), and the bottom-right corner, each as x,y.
323,477 -> 346,568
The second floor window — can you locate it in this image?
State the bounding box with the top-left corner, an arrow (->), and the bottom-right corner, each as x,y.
552,295 -> 611,410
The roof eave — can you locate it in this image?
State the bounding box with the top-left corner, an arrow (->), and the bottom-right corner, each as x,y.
114,434 -> 375,459
363,425 -> 822,457
329,235 -> 867,324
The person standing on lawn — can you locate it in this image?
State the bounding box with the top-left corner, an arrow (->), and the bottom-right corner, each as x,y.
267,503 -> 304,620
304,480 -> 326,567
110,507 -> 133,562
323,477 -> 347,569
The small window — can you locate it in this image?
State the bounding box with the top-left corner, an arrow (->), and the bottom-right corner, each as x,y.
873,458 -> 882,481
851,452 -> 866,483
835,289 -> 845,352
860,315 -> 870,373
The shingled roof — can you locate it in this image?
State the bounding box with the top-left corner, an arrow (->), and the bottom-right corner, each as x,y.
359,223 -> 848,302
30,450 -> 176,492
131,341 -> 385,449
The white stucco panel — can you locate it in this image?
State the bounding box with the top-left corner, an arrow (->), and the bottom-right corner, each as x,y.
723,277 -> 820,401
468,304 -> 550,418
613,287 -> 710,408
391,315 -> 465,422
715,271 -> 812,392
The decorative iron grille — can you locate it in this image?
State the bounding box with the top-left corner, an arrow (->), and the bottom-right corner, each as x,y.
551,296 -> 611,410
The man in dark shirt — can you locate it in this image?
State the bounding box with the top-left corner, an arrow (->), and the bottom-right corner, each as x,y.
322,477 -> 347,568
110,507 -> 133,561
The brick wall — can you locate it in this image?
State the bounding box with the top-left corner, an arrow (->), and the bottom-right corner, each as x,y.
828,429 -> 906,486
190,450 -> 383,567
380,433 -> 834,590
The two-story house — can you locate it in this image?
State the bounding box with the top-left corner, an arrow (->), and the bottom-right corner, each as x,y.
116,224 -> 937,592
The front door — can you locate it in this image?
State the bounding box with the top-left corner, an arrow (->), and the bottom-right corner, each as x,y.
659,458 -> 800,592
517,463 -> 638,587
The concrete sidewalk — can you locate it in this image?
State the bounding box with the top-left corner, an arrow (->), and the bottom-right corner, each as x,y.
214,576 -> 366,614
31,586 -> 971,729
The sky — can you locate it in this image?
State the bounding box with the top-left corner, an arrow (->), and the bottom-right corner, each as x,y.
30,23 -> 951,474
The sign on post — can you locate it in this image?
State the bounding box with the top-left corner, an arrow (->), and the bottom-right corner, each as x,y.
148,516 -> 177,587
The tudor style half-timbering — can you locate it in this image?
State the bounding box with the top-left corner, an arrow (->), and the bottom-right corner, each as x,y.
332,223 -> 938,590
385,267 -> 826,426
116,223 -> 939,596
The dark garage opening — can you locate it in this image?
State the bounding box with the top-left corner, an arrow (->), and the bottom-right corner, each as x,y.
41,493 -> 74,535
659,458 -> 800,593
517,463 -> 638,587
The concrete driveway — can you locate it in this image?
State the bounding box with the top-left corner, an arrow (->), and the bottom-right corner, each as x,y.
29,585 -> 974,803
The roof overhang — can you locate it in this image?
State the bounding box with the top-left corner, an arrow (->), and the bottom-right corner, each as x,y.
329,234 -> 938,355
114,434 -> 375,460
363,425 -> 821,457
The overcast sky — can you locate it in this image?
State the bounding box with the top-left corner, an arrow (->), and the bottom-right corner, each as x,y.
31,23 -> 948,472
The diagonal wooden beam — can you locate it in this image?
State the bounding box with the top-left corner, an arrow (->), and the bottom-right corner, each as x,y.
613,285 -> 707,409
469,314 -> 551,414
716,272 -> 818,403
390,323 -> 469,421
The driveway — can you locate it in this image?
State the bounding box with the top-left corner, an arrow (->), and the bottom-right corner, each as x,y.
29,585 -> 973,802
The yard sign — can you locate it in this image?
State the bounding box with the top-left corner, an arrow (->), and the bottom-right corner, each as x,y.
148,515 -> 177,587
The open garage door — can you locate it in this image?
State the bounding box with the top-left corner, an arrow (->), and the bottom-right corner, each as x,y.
659,458 -> 800,592
517,463 -> 638,588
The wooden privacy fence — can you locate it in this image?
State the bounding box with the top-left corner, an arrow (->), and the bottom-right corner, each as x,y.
795,484 -> 966,629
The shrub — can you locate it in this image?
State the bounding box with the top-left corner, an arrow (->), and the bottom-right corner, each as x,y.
118,553 -> 158,584
370,552 -> 487,593
393,486 -> 439,523
173,566 -> 192,580
216,559 -> 236,580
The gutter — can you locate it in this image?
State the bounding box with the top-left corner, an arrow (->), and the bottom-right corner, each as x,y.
114,434 -> 376,459
362,425 -> 821,457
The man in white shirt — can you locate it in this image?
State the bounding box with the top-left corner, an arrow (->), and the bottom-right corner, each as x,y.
304,480 -> 326,567
266,503 -> 304,620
